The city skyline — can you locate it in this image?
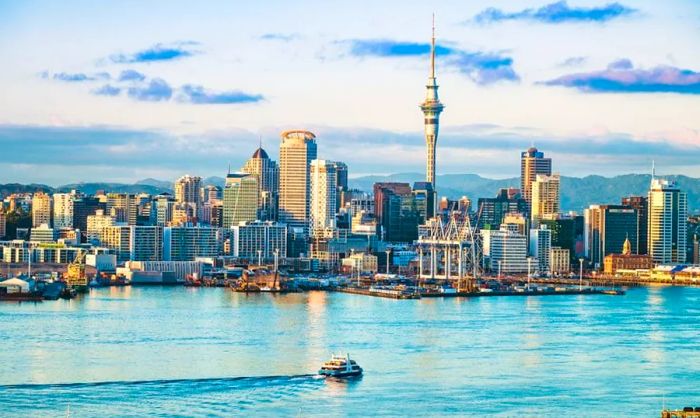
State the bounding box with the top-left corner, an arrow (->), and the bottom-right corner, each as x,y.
1,1 -> 699,184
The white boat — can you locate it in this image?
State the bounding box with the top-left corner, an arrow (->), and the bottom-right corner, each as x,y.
318,353 -> 363,378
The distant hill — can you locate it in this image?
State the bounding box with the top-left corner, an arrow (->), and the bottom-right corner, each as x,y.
0,183 -> 53,196
349,173 -> 700,212
56,182 -> 171,196
135,178 -> 173,190
203,176 -> 226,188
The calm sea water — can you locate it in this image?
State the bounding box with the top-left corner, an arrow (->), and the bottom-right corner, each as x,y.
1,286 -> 699,417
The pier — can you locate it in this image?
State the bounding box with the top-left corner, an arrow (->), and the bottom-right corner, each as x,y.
337,286 -> 623,300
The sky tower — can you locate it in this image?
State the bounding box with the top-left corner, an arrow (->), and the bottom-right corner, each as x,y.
420,14 -> 444,198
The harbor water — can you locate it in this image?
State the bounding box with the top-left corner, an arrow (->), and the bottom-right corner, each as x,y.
1,286 -> 699,417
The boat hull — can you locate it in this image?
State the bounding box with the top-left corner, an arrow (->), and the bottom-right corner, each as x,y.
318,368 -> 363,378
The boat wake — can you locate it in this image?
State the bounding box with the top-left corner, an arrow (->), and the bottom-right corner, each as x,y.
0,374 -> 326,416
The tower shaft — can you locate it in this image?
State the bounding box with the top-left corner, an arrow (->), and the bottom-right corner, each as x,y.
420,14 -> 444,207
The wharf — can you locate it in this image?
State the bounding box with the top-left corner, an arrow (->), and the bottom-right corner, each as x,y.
337,287 -> 420,300
422,288 -> 624,298
338,287 -> 623,300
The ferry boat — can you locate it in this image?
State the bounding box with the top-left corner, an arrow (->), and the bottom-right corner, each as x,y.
318,353 -> 363,378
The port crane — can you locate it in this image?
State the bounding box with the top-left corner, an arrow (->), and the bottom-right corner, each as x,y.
65,249 -> 88,291
416,212 -> 482,292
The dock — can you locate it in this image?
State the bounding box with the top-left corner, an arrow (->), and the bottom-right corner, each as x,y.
337,287 -> 420,300
337,287 -> 623,300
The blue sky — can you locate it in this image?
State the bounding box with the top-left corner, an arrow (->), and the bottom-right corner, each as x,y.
0,0 -> 699,185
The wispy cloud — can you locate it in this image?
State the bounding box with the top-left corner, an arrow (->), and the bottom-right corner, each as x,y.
542,60 -> 700,94
341,39 -> 518,84
259,33 -> 299,42
473,1 -> 636,24
559,56 -> 587,67
92,84 -> 121,96
178,85 -> 264,104
109,41 -> 200,64
127,78 -> 173,101
117,69 -> 146,82
49,71 -> 110,82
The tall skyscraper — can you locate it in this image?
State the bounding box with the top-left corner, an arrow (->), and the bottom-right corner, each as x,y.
73,195 -> 103,241
174,175 -> 202,206
32,192 -> 52,227
529,225 -> 552,273
0,210 -> 6,239
373,183 -> 421,243
520,147 -> 552,209
584,205 -> 638,267
278,130 -> 317,232
648,178 -> 687,264
621,196 -> 648,255
222,173 -> 258,228
420,16 -> 444,198
334,161 -> 348,212
531,174 -> 560,223
477,188 -> 528,230
102,193 -> 138,225
53,192 -> 76,229
412,182 -> 435,221
242,146 -> 279,221
310,160 -> 338,231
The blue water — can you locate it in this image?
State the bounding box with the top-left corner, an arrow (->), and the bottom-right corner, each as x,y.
1,286 -> 699,417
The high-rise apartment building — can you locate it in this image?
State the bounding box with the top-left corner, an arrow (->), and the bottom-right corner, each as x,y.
152,194 -> 176,226
53,192 -> 75,229
0,210 -> 6,239
520,147 -> 552,209
230,221 -> 287,260
174,175 -> 202,207
32,192 -> 52,227
310,160 -> 338,231
241,147 -> 279,221
278,130 -> 317,233
72,195 -> 103,241
86,209 -> 115,244
222,173 -> 258,228
529,225 -> 552,273
100,225 -> 163,262
648,178 -> 687,264
163,226 -> 221,261
103,193 -> 138,225
584,205 -> 638,267
531,174 -> 560,223
482,226 -> 529,274
621,196 -> 648,255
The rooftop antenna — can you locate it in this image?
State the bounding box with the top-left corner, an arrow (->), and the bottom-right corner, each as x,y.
651,160 -> 656,181
227,163 -> 231,176
259,135 -> 262,150
430,13 -> 436,79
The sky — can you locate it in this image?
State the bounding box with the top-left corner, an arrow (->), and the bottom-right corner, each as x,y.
0,0 -> 699,185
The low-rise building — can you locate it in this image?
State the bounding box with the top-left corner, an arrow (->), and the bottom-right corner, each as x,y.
341,252 -> 378,274
603,237 -> 653,274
